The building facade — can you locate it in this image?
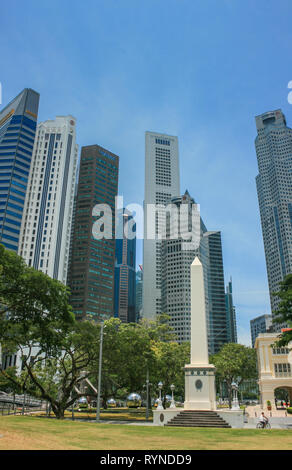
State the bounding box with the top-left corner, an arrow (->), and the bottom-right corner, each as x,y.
255,332 -> 292,409
68,144 -> 119,322
225,278 -> 238,343
250,314 -> 272,348
203,230 -> 230,354
143,131 -> 180,320
136,267 -> 143,321
0,88 -> 39,252
255,110 -> 292,322
161,190 -> 229,353
114,209 -> 136,323
18,116 -> 78,284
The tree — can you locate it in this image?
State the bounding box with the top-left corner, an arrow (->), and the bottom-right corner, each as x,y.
85,318 -> 156,408
0,366 -> 21,394
0,244 -> 102,418
151,340 -> 190,408
272,274 -> 292,346
0,320 -> 101,418
211,343 -> 257,408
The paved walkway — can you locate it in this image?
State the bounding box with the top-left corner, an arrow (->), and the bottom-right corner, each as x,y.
245,405 -> 290,418
244,405 -> 292,429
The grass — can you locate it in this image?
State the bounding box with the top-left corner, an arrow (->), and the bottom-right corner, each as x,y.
0,415 -> 292,450
36,407 -> 153,421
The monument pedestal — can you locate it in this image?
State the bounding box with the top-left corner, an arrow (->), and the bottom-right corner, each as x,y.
184,364 -> 217,411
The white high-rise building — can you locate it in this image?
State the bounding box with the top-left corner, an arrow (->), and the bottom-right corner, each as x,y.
18,116 -> 78,284
142,131 -> 180,319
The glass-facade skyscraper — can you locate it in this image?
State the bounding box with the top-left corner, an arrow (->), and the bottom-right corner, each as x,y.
114,209 -> 136,323
68,144 -> 119,322
136,267 -> 143,321
255,110 -> 292,324
0,88 -> 39,251
250,314 -> 272,348
202,230 -> 229,354
225,278 -> 237,343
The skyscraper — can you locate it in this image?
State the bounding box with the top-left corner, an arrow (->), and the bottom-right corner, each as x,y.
203,230 -> 229,354
0,88 -> 39,251
225,278 -> 238,343
136,266 -> 143,321
161,190 -> 229,353
255,110 -> 292,323
114,209 -> 136,323
18,116 -> 78,284
68,144 -> 119,322
143,132 -> 180,319
250,314 -> 272,348
161,191 -> 202,343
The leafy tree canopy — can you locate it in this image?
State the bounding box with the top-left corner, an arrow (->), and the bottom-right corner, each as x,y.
273,274 -> 292,347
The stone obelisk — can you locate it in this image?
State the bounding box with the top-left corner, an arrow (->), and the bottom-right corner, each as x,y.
184,257 -> 217,410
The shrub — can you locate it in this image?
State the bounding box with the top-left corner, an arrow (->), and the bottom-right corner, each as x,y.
287,407 -> 292,414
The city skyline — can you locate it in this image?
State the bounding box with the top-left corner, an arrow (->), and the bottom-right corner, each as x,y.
0,85 -> 286,346
2,0 -> 292,345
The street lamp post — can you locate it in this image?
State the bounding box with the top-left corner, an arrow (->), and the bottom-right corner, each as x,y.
170,384 -> 176,409
157,381 -> 163,410
231,381 -> 240,410
96,322 -> 104,422
146,368 -> 150,420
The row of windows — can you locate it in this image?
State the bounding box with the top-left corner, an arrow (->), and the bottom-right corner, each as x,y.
155,138 -> 170,146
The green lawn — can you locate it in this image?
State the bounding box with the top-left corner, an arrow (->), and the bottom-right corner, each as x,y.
39,407 -> 153,421
0,415 -> 292,450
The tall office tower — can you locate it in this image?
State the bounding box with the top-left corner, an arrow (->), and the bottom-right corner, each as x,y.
143,132 -> 180,319
0,88 -> 39,251
68,145 -> 119,322
18,116 -> 78,284
250,314 -> 272,348
114,209 -> 136,323
136,267 -> 143,321
225,278 -> 238,343
255,110 -> 292,325
161,190 -> 229,353
161,191 -> 202,343
203,230 -> 230,354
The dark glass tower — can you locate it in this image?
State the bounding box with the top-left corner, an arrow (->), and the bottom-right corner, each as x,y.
202,230 -> 229,354
68,145 -> 119,322
0,88 -> 39,251
136,267 -> 143,321
114,209 -> 136,323
225,278 -> 238,344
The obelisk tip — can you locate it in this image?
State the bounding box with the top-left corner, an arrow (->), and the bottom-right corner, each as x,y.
191,256 -> 202,266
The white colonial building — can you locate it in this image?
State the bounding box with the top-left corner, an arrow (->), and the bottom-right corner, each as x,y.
255,332 -> 292,409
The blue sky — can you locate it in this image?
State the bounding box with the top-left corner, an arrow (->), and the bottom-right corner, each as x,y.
1,0 -> 292,345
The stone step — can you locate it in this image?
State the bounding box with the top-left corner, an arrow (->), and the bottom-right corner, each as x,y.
165,410 -> 231,428
169,421 -> 230,425
166,423 -> 231,428
173,415 -> 224,420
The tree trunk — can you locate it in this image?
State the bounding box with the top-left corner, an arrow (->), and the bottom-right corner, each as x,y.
51,404 -> 65,419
